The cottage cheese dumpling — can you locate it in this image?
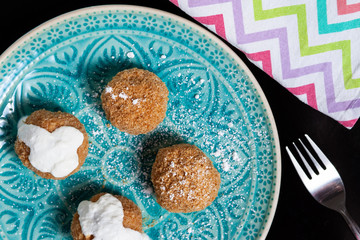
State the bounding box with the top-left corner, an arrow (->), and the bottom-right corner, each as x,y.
71,193 -> 149,240
14,109 -> 88,180
101,68 -> 169,135
151,144 -> 221,213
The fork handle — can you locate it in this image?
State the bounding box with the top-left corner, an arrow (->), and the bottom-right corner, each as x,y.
339,208 -> 360,240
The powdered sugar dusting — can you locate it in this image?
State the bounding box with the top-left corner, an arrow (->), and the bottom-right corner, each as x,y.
212,149 -> 224,157
232,151 -> 240,162
133,99 -> 140,105
119,92 -> 129,100
105,86 -> 113,93
222,161 -> 230,172
143,186 -> 153,195
127,51 -> 135,58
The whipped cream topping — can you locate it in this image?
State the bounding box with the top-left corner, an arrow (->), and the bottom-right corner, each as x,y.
17,117 -> 84,178
78,193 -> 150,240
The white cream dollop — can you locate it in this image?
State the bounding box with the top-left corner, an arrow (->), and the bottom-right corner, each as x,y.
17,117 -> 84,178
78,193 -> 150,240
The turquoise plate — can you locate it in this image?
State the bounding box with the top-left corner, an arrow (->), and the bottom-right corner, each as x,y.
0,5 -> 280,240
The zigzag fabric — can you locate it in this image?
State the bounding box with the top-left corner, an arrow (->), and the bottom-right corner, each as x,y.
170,0 -> 360,128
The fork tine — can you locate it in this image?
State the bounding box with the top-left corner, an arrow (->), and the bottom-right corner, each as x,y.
292,142 -> 316,178
298,138 -> 324,172
286,146 -> 310,181
305,134 -> 331,167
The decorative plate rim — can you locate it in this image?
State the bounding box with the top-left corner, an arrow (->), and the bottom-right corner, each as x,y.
0,4 -> 281,240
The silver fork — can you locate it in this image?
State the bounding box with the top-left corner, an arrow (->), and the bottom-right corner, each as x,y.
286,134 -> 360,240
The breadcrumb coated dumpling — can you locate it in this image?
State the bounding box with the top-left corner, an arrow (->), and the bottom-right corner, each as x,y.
151,144 -> 221,213
101,68 -> 169,135
71,193 -> 144,240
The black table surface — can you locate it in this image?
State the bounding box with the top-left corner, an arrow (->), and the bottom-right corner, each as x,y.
1,1 -> 360,239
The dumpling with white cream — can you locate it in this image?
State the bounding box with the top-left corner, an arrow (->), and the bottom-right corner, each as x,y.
71,193 -> 149,240
14,109 -> 88,180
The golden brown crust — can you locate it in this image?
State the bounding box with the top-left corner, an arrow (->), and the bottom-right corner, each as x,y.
70,193 -> 143,240
101,68 -> 169,135
14,109 -> 88,180
151,144 -> 221,213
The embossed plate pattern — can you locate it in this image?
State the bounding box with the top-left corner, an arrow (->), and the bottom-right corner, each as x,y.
0,5 -> 280,240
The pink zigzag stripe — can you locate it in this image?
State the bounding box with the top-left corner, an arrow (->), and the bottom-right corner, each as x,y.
245,51 -> 273,78
287,84 -> 318,110
339,118 -> 358,127
186,0 -> 360,117
193,15 -> 227,40
337,0 -> 360,15
170,0 -> 179,6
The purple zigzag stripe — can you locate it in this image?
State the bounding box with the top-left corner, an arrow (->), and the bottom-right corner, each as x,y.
188,0 -> 231,7
187,0 -> 360,113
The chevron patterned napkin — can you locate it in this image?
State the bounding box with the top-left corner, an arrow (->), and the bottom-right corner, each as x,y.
170,0 -> 360,129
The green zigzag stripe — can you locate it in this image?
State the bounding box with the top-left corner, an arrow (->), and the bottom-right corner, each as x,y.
253,0 -> 358,89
